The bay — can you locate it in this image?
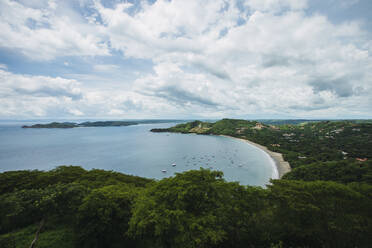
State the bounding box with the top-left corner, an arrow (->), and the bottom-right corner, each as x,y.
0,122 -> 276,186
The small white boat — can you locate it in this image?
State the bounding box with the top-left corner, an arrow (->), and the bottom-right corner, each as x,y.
172,163 -> 176,167
162,170 -> 167,173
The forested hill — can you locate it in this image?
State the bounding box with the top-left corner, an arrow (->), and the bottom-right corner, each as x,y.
151,119 -> 372,168
152,119 -> 372,184
1,166 -> 371,248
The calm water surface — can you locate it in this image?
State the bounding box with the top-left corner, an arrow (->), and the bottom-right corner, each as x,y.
0,122 -> 276,186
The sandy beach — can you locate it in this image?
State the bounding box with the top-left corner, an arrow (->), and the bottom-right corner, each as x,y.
221,135 -> 291,178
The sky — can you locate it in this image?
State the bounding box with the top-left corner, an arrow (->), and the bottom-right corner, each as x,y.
0,0 -> 371,120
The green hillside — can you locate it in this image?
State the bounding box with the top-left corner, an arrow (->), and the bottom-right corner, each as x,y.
152,119 -> 372,168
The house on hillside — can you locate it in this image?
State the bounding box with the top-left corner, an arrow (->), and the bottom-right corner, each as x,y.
356,158 -> 368,162
269,125 -> 280,131
252,123 -> 264,130
330,128 -> 344,134
283,133 -> 295,138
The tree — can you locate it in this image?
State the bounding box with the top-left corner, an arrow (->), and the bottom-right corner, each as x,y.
268,180 -> 372,248
129,169 -> 233,248
75,184 -> 139,248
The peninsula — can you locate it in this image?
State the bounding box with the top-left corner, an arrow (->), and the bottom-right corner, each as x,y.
151,119 -> 372,179
22,120 -> 183,128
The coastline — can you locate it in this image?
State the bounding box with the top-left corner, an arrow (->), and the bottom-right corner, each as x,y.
220,135 -> 291,179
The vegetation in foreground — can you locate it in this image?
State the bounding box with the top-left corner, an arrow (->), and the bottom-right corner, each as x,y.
1,166 -> 371,248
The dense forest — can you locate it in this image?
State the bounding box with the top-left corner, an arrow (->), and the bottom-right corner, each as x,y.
1,166 -> 371,248
2,119 -> 371,247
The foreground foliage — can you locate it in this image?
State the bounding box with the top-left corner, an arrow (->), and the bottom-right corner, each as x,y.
1,166 -> 371,248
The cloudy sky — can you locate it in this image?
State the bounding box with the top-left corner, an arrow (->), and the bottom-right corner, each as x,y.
0,0 -> 371,120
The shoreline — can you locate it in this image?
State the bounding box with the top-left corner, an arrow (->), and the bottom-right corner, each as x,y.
220,135 -> 291,179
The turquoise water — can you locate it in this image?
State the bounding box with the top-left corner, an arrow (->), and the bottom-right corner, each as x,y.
0,122 -> 276,186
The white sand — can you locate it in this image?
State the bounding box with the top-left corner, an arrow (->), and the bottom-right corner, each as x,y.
220,135 -> 291,178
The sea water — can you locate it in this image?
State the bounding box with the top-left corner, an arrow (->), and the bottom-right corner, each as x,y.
0,122 -> 275,186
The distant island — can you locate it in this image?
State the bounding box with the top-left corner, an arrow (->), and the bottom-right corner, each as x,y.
22,120 -> 183,128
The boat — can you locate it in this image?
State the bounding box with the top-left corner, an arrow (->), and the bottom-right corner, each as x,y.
162,170 -> 167,173
172,163 -> 176,167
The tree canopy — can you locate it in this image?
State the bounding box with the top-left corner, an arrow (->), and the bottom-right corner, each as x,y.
1,166 -> 371,248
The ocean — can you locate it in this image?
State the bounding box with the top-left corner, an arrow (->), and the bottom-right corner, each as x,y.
0,121 -> 275,186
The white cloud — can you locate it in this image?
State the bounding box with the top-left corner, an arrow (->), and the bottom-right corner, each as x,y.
89,0 -> 371,118
244,0 -> 308,12
0,69 -> 82,99
81,89 -> 177,118
93,64 -> 120,72
0,67 -> 83,117
0,0 -> 371,118
0,66 -> 177,119
68,108 -> 84,116
0,0 -> 109,60
94,0 -> 240,59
